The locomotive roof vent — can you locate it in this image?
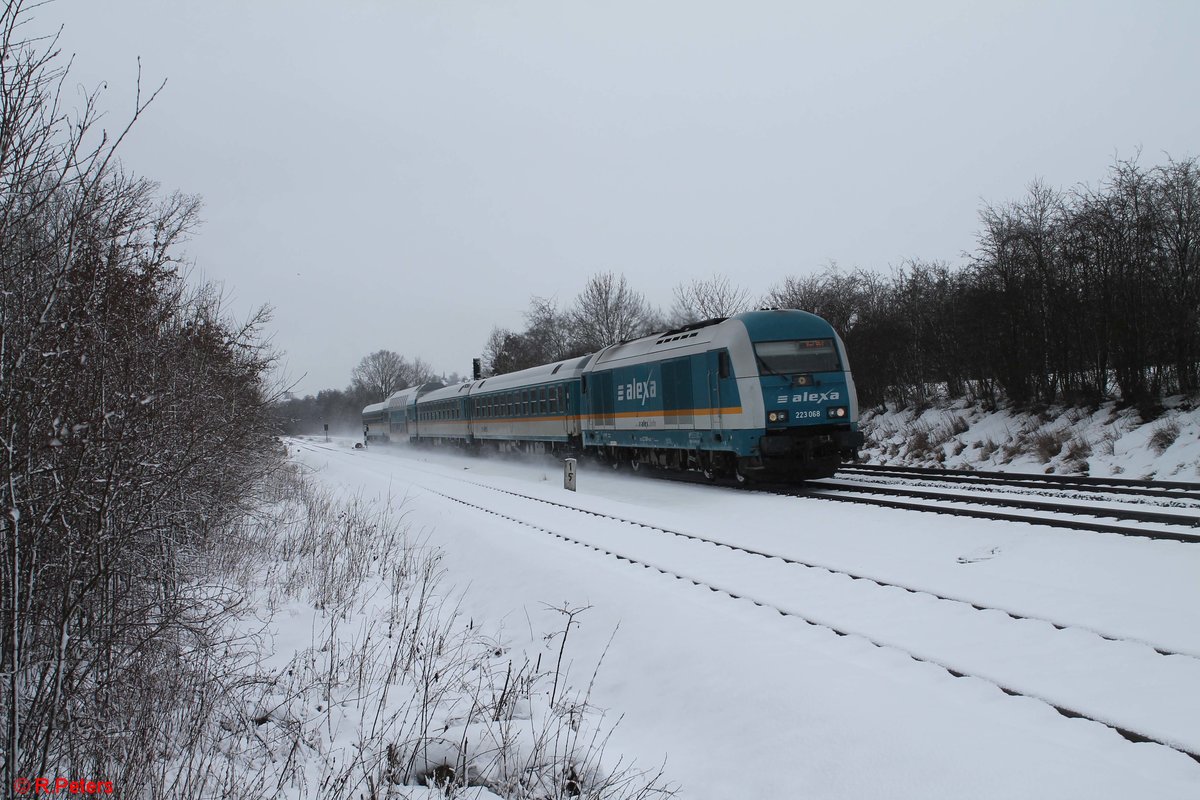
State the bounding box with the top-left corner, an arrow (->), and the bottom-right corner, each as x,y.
655,330 -> 702,345
655,316 -> 727,344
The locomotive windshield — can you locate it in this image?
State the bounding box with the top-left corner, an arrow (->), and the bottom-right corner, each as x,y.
754,338 -> 840,375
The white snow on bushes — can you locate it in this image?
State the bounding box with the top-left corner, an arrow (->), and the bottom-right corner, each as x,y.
859,396 -> 1200,479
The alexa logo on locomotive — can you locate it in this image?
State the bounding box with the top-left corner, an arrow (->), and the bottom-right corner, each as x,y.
617,379 -> 658,405
780,390 -> 843,404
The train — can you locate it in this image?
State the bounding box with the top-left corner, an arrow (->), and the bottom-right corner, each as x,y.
361,309 -> 863,481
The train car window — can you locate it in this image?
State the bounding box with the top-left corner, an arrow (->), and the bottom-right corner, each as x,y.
718,350 -> 731,379
754,338 -> 840,375
549,386 -> 558,413
539,387 -> 547,414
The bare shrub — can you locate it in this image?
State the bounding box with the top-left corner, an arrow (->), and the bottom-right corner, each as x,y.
1029,428 -> 1071,461
1096,428 -> 1120,456
171,468 -> 675,800
905,425 -> 932,458
1063,436 -> 1093,474
1149,420 -> 1183,455
0,5 -> 281,787
1065,436 -> 1092,461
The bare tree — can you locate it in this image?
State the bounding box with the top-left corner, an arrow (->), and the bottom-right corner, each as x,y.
524,295 -> 579,362
669,274 -> 752,325
352,349 -> 409,400
481,326 -> 514,376
762,263 -> 876,335
481,325 -> 544,375
569,271 -> 657,351
403,356 -> 438,387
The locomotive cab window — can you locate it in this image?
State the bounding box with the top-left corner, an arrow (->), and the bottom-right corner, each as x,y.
718,350 -> 731,379
754,338 -> 840,375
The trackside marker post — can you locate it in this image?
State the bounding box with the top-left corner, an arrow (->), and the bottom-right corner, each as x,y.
564,458 -> 577,492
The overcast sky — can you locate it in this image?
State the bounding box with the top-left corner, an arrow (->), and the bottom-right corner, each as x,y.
45,0 -> 1200,395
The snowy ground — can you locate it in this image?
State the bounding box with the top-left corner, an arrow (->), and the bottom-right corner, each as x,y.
287,436 -> 1200,799
859,396 -> 1200,480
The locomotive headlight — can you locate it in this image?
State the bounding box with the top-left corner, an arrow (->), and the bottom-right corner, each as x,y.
827,406 -> 848,419
768,410 -> 789,423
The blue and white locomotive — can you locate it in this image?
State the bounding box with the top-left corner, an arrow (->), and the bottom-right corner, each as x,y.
363,309 -> 862,480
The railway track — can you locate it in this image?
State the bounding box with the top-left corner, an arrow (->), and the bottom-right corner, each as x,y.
843,462 -> 1200,498
772,462 -> 1200,542
290,440 -> 1200,764
652,465 -> 1200,542
421,476 -> 1200,764
302,440 -> 1200,541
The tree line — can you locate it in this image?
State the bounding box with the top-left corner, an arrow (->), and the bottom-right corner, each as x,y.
293,155 -> 1198,435
782,157 -> 1198,408
476,158 -> 1199,411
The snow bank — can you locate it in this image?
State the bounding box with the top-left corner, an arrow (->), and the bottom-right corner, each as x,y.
859,396 -> 1200,479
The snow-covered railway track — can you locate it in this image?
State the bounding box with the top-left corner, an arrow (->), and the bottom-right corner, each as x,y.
453,478 -> 1197,658
645,465 -> 1200,541
789,481 -> 1200,543
420,477 -> 1200,764
841,463 -> 1200,501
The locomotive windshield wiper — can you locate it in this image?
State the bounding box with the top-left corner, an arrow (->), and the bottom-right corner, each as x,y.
755,355 -> 789,379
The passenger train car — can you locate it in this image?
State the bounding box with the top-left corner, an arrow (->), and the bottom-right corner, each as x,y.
362,309 -> 862,480
361,382 -> 442,444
